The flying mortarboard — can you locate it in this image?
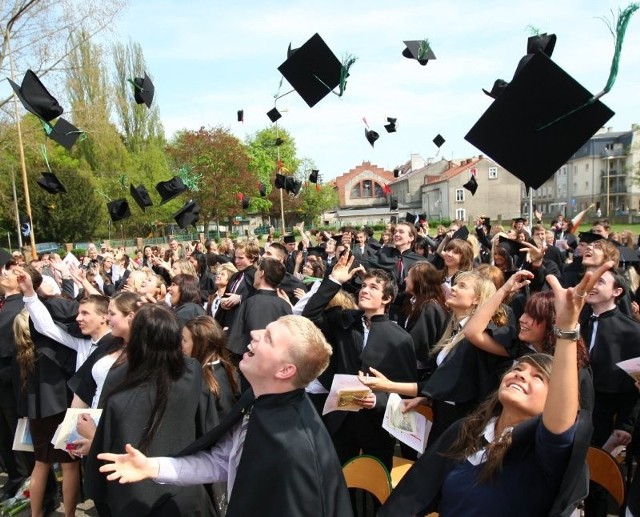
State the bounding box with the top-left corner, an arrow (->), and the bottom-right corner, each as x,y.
237,109 -> 244,122
498,235 -> 527,258
482,79 -> 510,99
37,173 -> 66,194
277,33 -> 350,108
8,70 -> 63,122
463,175 -> 478,196
132,73 -> 154,109
47,118 -> 82,149
107,199 -> 131,222
156,177 -> 188,205
275,137 -> 285,146
274,174 -> 286,190
402,39 -> 436,66
433,134 -> 445,148
451,226 -> 470,241
173,200 -> 201,229
578,231 -> 602,244
465,52 -> 614,190
393,168 -> 400,178
365,128 -> 379,147
384,117 -> 397,133
309,169 -> 319,184
129,184 -> 153,212
267,107 -> 282,123
284,176 -> 302,196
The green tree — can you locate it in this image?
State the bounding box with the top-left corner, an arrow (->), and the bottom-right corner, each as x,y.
166,126 -> 256,233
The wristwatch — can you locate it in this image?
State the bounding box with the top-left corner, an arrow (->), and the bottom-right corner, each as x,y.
553,324 -> 581,341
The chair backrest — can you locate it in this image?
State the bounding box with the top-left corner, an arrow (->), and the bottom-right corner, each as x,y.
587,446 -> 625,507
343,455 -> 392,505
415,404 -> 434,422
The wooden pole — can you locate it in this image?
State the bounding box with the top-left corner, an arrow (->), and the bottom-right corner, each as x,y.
7,29 -> 37,260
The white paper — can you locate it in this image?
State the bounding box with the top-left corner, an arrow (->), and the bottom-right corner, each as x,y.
12,417 -> 34,452
52,408 -> 102,451
616,356 -> 640,382
382,394 -> 431,454
62,252 -> 80,267
322,374 -> 371,415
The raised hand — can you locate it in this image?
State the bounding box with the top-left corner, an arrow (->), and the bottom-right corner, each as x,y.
98,443 -> 159,484
329,254 -> 364,285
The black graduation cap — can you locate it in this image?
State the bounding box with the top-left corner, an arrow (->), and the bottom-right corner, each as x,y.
0,248 -> 11,268
284,176 -> 302,196
8,70 -> 63,122
393,168 -> 400,178
527,33 -> 557,56
309,169 -> 319,184
19,213 -> 31,237
482,79 -> 510,99
384,117 -> 397,133
173,200 -> 200,229
512,217 -> 527,224
578,231 -> 602,244
48,117 -> 81,149
405,212 -> 419,225
451,226 -> 470,241
465,52 -> 614,190
433,134 -> 445,148
259,182 -> 267,197
365,128 -> 379,147
240,194 -> 250,210
267,107 -> 282,122
277,33 -> 343,108
283,234 -> 296,244
402,40 -> 436,66
129,184 -> 153,211
389,196 -> 398,210
156,177 -> 187,205
237,109 -> 244,122
37,172 -> 66,194
306,246 -> 325,258
132,73 -> 154,109
107,199 -> 131,222
498,235 -> 527,259
275,137 -> 285,146
463,175 -> 478,195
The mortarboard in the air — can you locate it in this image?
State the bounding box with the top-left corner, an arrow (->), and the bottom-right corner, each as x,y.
37,172 -> 66,194
498,235 -> 527,258
309,169 -> 319,184
283,234 -> 296,244
384,117 -> 397,133
48,118 -> 82,149
578,231 -> 602,244
402,39 -> 436,66
173,200 -> 201,229
275,137 -> 285,146
463,175 -> 478,195
107,199 -> 131,222
237,110 -> 244,122
132,73 -> 154,109
284,176 -> 302,196
240,194 -> 250,210
277,33 -> 348,108
267,107 -> 282,123
130,184 -> 153,212
465,52 -> 614,190
405,213 -> 419,225
433,134 -> 445,148
8,70 -> 63,122
259,182 -> 267,197
451,226 -> 470,241
274,174 -> 286,189
482,79 -> 510,99
393,168 -> 400,178
365,128 -> 379,147
156,177 -> 187,205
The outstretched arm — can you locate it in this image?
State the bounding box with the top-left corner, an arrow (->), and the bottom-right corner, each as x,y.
99,444 -> 160,483
543,261 -> 614,434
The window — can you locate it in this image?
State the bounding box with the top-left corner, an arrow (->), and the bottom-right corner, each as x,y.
455,208 -> 466,220
455,189 -> 465,202
350,183 -> 361,199
362,180 -> 372,198
488,167 -> 498,179
374,183 -> 384,197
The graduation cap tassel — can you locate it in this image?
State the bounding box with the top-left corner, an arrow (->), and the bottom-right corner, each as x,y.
338,53 -> 357,96
177,165 -> 202,192
39,119 -> 53,136
39,144 -> 51,173
537,3 -> 638,131
417,39 -> 432,61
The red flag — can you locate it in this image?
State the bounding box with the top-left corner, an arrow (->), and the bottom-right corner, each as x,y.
383,184 -> 391,194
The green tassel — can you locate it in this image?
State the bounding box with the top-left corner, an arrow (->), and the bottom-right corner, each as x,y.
39,119 -> 53,136
118,174 -> 128,190
127,78 -> 141,91
177,165 -> 202,192
417,39 -> 431,61
526,25 -> 541,36
97,190 -> 111,202
40,144 -> 51,173
598,2 -> 640,96
338,53 -> 357,96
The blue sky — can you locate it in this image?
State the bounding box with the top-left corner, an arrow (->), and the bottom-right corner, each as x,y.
113,0 -> 640,180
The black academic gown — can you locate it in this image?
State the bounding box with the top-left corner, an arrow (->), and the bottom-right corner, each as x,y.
214,267 -> 256,331
85,357 -> 217,516
404,301 -> 448,368
179,388 -> 353,517
378,411 -> 593,517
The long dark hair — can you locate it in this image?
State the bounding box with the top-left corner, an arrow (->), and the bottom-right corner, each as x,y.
104,304 -> 186,453
184,316 -> 238,399
191,251 -> 207,276
402,262 -> 446,325
172,274 -> 201,305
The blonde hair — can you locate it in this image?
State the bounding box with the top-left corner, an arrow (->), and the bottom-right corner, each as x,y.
172,258 -> 197,276
13,310 -> 35,390
127,270 -> 147,292
326,289 -> 357,310
216,262 -> 238,277
433,271 -> 503,357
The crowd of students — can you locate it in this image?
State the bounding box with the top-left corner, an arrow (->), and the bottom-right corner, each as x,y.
0,213 -> 639,515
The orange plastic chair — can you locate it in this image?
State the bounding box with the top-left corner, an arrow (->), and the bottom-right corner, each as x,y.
587,446 -> 625,507
342,455 -> 392,505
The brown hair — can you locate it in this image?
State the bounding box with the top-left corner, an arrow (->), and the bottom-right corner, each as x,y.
402,262 -> 446,324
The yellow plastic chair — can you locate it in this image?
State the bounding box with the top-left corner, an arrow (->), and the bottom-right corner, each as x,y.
342,455 -> 392,505
587,446 -> 625,507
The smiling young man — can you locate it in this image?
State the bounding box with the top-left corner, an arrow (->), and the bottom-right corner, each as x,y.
302,255 -> 416,470
97,315 -> 352,517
